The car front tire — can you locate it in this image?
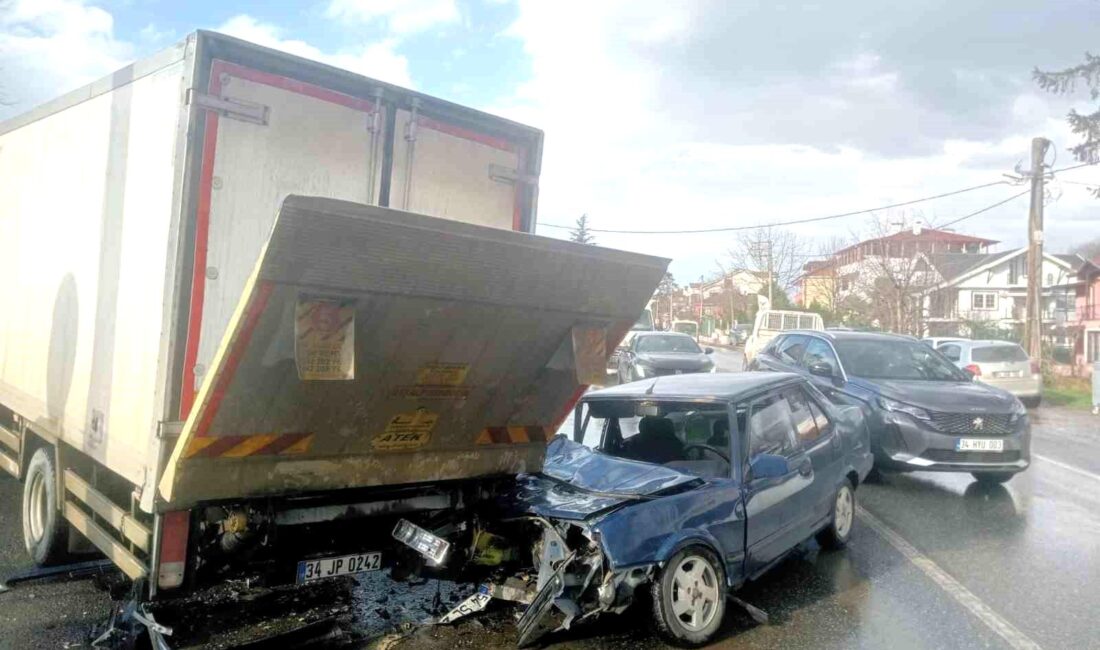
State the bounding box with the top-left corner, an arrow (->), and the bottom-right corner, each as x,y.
972,471 -> 1015,485
22,447 -> 70,566
651,545 -> 726,647
816,478 -> 855,550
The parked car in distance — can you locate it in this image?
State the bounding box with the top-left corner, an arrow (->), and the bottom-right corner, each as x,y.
608,308 -> 659,375
744,309 -> 825,362
618,331 -> 716,383
936,340 -> 1042,407
730,324 -> 751,346
511,372 -> 872,646
922,336 -> 968,349
748,330 -> 1030,484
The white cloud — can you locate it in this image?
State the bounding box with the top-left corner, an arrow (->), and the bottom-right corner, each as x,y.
0,0 -> 134,119
218,15 -> 413,88
491,1 -> 1093,282
325,0 -> 459,35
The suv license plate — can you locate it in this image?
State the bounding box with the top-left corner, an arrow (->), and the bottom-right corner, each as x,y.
956,438 -> 1004,452
296,552 -> 381,583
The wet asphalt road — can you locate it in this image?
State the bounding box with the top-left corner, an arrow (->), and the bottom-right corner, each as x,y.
2,346 -> 1099,649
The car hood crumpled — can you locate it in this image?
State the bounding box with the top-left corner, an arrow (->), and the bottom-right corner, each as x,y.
509,437 -> 702,520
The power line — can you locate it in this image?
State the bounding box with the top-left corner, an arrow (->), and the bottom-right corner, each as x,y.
536,180 -> 1012,235
937,190 -> 1030,229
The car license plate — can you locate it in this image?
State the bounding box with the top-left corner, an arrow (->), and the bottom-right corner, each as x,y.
955,438 -> 1004,452
296,552 -> 381,583
993,371 -> 1021,378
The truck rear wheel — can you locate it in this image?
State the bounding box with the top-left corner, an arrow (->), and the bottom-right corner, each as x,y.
22,447 -> 70,566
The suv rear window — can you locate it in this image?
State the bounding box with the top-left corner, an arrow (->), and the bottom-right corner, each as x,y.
971,345 -> 1028,362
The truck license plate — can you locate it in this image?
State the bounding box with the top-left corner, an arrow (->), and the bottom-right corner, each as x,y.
955,438 -> 1004,452
296,552 -> 381,583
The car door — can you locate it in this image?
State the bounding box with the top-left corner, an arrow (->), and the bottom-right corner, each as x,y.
782,385 -> 843,528
741,389 -> 815,578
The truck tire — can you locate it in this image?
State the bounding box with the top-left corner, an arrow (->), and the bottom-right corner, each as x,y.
816,478 -> 855,550
651,545 -> 726,646
22,447 -> 70,566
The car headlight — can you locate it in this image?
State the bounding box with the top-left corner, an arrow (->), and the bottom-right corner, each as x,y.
1009,397 -> 1027,422
878,397 -> 930,421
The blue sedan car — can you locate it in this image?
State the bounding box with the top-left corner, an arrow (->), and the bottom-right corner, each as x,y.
510,372 -> 872,646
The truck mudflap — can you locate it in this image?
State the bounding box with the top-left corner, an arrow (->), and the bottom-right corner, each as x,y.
158,196 -> 668,508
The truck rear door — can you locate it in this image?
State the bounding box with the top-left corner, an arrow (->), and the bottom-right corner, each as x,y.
159,196 -> 668,508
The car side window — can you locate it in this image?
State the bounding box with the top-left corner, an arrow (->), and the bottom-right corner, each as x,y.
783,387 -> 824,444
748,393 -> 798,458
939,344 -> 961,362
803,338 -> 840,373
761,335 -> 784,357
804,390 -> 833,436
777,335 -> 808,365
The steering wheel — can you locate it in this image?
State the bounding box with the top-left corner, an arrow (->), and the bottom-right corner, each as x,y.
681,443 -> 730,463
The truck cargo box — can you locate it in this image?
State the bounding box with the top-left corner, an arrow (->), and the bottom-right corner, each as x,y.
0,30 -> 547,504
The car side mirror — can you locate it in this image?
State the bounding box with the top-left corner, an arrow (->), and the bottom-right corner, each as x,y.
705,347 -> 714,355
808,361 -> 834,377
749,453 -> 790,480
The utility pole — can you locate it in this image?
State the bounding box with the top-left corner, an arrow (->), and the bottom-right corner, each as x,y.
1024,137 -> 1050,361
767,248 -> 774,308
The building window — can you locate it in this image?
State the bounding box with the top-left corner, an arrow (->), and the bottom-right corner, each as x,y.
972,292 -> 997,311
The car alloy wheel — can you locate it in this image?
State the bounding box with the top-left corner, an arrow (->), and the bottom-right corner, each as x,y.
651,545 -> 726,645
834,483 -> 854,539
817,478 -> 855,549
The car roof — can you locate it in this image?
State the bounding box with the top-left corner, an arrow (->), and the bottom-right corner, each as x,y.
956,339 -> 1023,348
634,330 -> 694,338
782,330 -> 918,343
584,372 -> 801,401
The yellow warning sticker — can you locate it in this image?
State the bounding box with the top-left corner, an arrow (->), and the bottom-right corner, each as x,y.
416,362 -> 469,386
372,410 -> 438,451
296,297 -> 355,381
389,385 -> 471,400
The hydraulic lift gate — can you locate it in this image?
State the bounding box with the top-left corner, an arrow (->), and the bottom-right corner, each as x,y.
160,196 -> 669,508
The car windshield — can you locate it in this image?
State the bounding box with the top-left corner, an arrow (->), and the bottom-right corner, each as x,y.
972,345 -> 1029,362
637,335 -> 702,354
834,339 -> 967,381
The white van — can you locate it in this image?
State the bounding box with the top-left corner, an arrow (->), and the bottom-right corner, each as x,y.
744,309 -> 825,361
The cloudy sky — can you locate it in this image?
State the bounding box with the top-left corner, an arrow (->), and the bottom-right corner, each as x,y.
2,0 -> 1098,282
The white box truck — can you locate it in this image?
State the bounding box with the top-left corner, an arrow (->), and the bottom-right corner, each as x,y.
0,31 -> 667,599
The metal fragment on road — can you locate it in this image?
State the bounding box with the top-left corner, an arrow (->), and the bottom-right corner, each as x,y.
436,586 -> 493,624
730,596 -> 769,625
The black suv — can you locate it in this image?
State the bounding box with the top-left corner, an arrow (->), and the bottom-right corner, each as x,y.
747,330 -> 1029,483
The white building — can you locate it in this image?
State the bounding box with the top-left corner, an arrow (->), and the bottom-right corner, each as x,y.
920,249 -> 1086,337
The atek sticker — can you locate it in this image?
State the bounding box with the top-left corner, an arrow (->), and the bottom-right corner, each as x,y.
372,410 -> 439,451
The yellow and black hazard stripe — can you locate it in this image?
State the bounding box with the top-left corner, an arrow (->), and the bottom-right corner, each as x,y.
184,432 -> 314,459
475,426 -> 548,445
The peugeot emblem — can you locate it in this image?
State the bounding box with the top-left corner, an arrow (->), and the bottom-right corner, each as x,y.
972,417 -> 984,430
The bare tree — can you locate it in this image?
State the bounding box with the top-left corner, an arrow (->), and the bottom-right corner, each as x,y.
849,215 -> 939,334
727,226 -> 810,307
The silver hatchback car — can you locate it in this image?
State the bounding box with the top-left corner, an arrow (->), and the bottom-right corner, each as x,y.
936,340 -> 1042,407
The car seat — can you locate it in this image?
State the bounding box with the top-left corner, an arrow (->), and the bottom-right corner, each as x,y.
622,416 -> 683,464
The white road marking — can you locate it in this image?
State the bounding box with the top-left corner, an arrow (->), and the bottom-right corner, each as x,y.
857,506 -> 1042,650
1033,454 -> 1100,484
